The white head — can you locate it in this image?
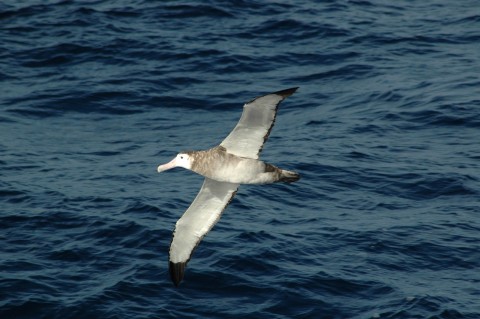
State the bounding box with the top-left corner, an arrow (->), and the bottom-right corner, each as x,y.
157,152 -> 193,173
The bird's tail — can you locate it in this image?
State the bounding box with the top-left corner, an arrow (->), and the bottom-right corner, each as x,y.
279,169 -> 300,183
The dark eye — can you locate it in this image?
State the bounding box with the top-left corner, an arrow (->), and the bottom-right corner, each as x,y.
180,156 -> 184,159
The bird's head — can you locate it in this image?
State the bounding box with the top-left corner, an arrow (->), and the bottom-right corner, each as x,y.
157,152 -> 193,173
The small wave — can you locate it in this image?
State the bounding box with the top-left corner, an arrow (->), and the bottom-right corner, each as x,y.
7,90 -> 144,118
292,64 -> 376,82
156,4 -> 234,19
399,108 -> 480,128
238,18 -> 350,41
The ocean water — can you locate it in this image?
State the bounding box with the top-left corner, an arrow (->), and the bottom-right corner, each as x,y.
1,0 -> 479,318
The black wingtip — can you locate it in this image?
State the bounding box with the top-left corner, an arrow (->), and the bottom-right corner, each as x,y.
169,261 -> 186,287
274,87 -> 299,98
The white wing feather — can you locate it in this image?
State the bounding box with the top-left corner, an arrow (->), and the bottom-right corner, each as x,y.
169,178 -> 238,285
220,87 -> 298,159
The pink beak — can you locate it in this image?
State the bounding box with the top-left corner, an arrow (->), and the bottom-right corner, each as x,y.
157,157 -> 177,173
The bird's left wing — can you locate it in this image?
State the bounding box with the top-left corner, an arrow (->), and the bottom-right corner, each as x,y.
220,87 -> 298,159
169,178 -> 239,286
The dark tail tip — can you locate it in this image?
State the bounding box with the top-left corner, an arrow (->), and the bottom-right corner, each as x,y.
280,170 -> 300,183
169,261 -> 186,287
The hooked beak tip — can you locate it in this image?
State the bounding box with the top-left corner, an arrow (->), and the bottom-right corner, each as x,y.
157,158 -> 176,173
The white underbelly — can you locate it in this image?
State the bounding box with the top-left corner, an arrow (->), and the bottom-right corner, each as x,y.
206,158 -> 268,184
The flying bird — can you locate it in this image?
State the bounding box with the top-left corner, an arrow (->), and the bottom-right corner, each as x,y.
157,87 -> 300,286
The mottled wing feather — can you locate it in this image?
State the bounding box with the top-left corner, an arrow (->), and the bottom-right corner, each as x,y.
220,87 -> 298,159
169,178 -> 239,286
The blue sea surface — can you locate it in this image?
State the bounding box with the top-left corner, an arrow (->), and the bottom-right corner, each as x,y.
1,0 -> 480,318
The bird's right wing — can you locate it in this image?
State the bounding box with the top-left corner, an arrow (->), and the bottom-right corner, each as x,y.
169,178 -> 239,286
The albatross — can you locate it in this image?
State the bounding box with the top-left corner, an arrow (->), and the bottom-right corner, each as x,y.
157,87 -> 300,286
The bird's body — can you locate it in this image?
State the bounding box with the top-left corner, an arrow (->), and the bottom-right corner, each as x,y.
157,87 -> 300,286
184,146 -> 298,184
